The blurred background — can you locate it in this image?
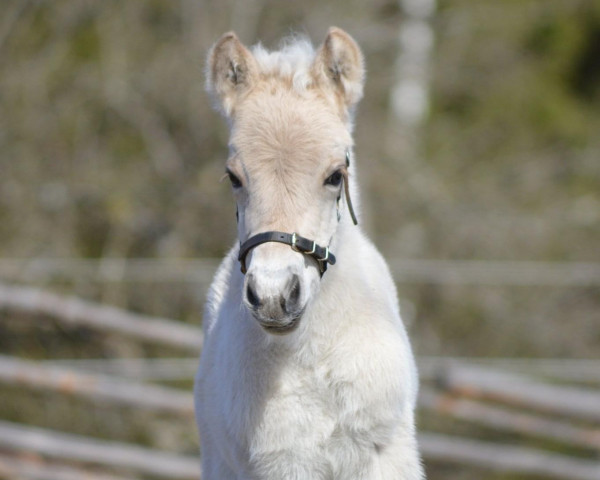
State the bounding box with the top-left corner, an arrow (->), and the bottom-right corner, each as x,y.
0,0 -> 599,479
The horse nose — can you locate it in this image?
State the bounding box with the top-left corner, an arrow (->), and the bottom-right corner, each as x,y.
244,273 -> 302,315
243,272 -> 304,331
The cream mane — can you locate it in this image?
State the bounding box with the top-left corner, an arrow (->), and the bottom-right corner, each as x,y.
206,28 -> 364,121
251,36 -> 316,93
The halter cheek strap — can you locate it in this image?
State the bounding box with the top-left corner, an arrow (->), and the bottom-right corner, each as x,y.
343,150 -> 358,226
238,231 -> 336,276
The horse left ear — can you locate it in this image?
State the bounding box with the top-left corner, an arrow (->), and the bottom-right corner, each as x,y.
312,27 -> 365,112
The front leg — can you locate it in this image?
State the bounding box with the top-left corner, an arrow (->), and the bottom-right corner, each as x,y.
375,416 -> 423,480
326,322 -> 423,479
327,409 -> 423,480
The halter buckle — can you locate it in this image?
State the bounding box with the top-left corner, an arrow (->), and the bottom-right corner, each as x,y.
291,232 -> 301,252
291,232 -> 317,255
317,247 -> 329,262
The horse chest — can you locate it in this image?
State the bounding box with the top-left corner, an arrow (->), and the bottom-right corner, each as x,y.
241,354 -> 376,448
243,358 -> 337,435
229,355 -> 396,479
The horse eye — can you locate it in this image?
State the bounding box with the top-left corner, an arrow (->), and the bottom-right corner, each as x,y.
227,170 -> 242,189
325,170 -> 343,187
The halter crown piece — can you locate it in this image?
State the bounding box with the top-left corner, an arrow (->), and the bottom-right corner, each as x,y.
237,149 -> 357,276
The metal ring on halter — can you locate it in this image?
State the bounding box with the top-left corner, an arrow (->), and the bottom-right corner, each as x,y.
291,233 -> 301,252
317,247 -> 329,262
307,241 -> 317,255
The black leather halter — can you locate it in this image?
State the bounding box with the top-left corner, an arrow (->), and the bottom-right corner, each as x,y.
236,150 -> 356,277
238,231 -> 336,275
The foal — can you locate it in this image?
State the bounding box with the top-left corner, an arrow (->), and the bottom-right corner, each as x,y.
195,27 -> 423,480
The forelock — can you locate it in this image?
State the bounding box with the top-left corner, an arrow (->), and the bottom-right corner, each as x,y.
251,35 -> 316,93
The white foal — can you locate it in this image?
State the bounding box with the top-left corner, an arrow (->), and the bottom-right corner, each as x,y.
195,27 -> 424,480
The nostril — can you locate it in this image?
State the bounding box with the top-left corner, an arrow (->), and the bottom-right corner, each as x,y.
284,274 -> 301,313
246,276 -> 261,309
289,275 -> 301,305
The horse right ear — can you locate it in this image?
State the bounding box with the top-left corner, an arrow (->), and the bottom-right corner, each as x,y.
206,32 -> 258,118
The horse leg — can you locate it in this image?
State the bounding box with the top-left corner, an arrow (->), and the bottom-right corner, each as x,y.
376,432 -> 424,480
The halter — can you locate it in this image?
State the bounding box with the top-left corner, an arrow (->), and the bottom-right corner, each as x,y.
238,231 -> 335,275
237,150 -> 357,276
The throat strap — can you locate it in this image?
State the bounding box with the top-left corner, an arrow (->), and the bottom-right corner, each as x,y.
238,231 -> 336,275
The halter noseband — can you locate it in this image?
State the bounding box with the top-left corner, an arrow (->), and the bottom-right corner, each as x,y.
236,150 -> 356,276
238,231 -> 336,276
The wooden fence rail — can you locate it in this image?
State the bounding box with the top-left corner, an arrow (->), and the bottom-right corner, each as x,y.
420,360 -> 600,422
0,282 -> 203,352
42,357 -> 200,381
419,387 -> 600,451
0,453 -> 138,480
0,355 -> 194,416
421,357 -> 600,384
419,433 -> 600,480
0,421 -> 200,480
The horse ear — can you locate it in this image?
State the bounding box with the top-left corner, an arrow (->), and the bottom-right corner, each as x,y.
206,32 -> 258,117
312,27 -> 365,111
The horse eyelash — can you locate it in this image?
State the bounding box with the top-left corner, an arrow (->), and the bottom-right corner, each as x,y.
221,169 -> 243,189
324,169 -> 344,186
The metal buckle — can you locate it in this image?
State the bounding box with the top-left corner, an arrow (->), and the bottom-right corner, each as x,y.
317,247 -> 329,262
292,233 -> 316,255
291,232 -> 301,252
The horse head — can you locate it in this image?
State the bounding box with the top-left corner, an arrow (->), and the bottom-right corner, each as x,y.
206,28 -> 364,334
